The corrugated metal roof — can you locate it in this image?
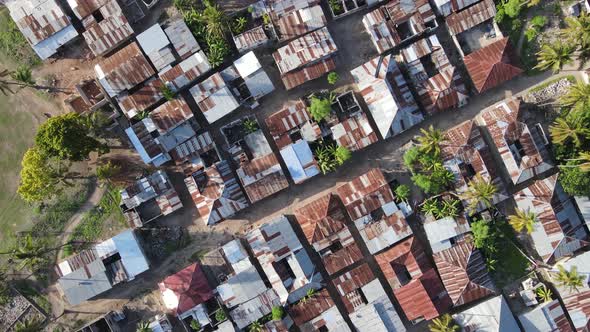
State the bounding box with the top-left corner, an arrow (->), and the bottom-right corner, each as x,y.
287,288 -> 336,325
331,112 -> 378,151
446,0 -> 496,35
233,25 -> 269,52
276,5 -> 326,41
554,251 -> 590,330
164,19 -> 201,60
518,299 -> 573,332
515,174 -> 588,264
265,100 -> 320,149
185,160 -> 248,226
350,55 -> 423,139
463,37 -> 522,93
137,24 -> 175,71
95,42 -> 155,97
424,216 -> 471,253
159,51 -> 211,91
294,194 -> 348,245
189,73 -> 240,124
117,77 -> 164,119
347,279 -> 406,332
158,263 -> 214,315
273,26 -> 337,74
79,0 -> 133,56
229,288 -> 281,329
169,131 -> 215,164
362,8 -> 400,54
433,237 -> 495,306
282,57 -> 336,90
235,146 -> 289,204
150,97 -> 193,133
453,295 -> 520,331
68,0 -> 106,19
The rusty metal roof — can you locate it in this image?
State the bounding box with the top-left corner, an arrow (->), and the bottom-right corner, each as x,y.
164,19 -> 201,60
287,288 -> 336,325
433,237 -> 495,307
281,57 -> 336,90
189,73 -> 240,124
95,42 -> 155,97
233,25 -> 269,52
169,131 -> 216,165
273,27 -> 337,74
463,37 -> 523,93
332,263 -> 375,312
265,100 -> 320,149
276,5 -> 326,41
6,0 -> 71,46
236,152 -> 289,203
79,0 -> 133,56
446,0 -> 496,35
150,97 -> 194,134
330,112 -> 378,152
375,236 -> 451,321
117,77 -> 164,119
362,8 -> 400,54
159,51 -> 211,91
294,194 -> 348,245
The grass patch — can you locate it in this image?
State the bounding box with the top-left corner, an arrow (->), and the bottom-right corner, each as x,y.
13,279 -> 51,314
0,7 -> 40,67
529,75 -> 577,93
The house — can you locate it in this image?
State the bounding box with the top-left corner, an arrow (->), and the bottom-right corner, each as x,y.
117,77 -> 164,119
329,92 -> 379,151
268,0 -> 327,41
453,295 -> 520,331
221,51 -> 275,108
551,251 -> 590,331
190,73 -> 241,124
169,131 -> 219,167
213,240 -> 282,329
184,160 -> 249,226
441,120 -> 508,212
294,194 -> 362,275
159,51 -> 211,92
401,35 -> 468,114
331,263 -> 406,331
287,288 -> 350,332
350,55 -> 423,139
265,100 -> 321,183
164,19 -> 201,60
273,27 -> 338,90
77,312 -> 124,332
434,0 -> 481,16
223,117 -> 290,203
424,215 -> 471,253
136,24 -> 176,71
246,215 -> 322,304
375,236 -> 452,322
125,97 -> 199,166
433,236 -> 495,307
336,169 -> 413,254
478,98 -> 553,185
363,0 -> 436,53
444,0 -> 499,53
518,299 -> 573,332
6,0 -> 79,60
119,170 -> 183,227
68,0 -> 133,56
95,42 -> 155,98
233,26 -> 270,53
56,229 -> 149,305
65,79 -> 110,115
514,174 -> 588,264
463,37 -> 523,93
159,263 -> 216,329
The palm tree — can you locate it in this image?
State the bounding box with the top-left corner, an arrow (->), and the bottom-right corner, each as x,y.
201,2 -> 227,38
418,125 -> 443,156
559,82 -> 590,109
572,152 -> 590,172
509,209 -> 538,234
14,318 -> 44,332
136,321 -> 152,332
421,199 -> 439,217
0,68 -> 15,95
10,234 -> 45,270
535,285 -> 553,303
439,199 -> 460,218
429,314 -> 459,332
549,116 -> 589,147
553,265 -> 585,293
535,42 -> 575,73
561,14 -> 590,50
249,320 -> 263,332
315,144 -> 338,174
460,174 -> 497,214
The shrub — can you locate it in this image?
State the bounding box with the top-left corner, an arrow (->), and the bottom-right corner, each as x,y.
525,28 -> 538,42
271,306 -> 284,320
531,15 -> 547,29
243,118 -> 259,134
395,184 -> 410,203
334,146 -> 351,165
215,309 -> 227,322
309,97 -> 332,122
560,164 -> 590,196
232,16 -> 248,34
160,84 -> 175,101
327,72 -> 339,85
403,146 -> 420,171
96,161 -> 121,184
190,319 -> 201,331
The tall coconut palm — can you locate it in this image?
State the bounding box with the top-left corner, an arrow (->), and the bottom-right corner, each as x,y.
562,14 -> 590,50
460,174 -> 497,214
418,125 -> 443,156
201,2 -> 227,38
429,314 -> 459,332
560,82 -> 590,109
0,68 -> 15,95
535,42 -> 575,73
553,265 -> 585,293
14,318 -> 44,332
550,117 -> 589,147
249,320 -> 263,332
508,209 -> 538,234
136,321 -> 152,332
564,151 -> 590,172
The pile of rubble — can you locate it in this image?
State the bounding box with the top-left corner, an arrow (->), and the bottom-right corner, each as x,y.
0,288 -> 45,331
138,225 -> 185,261
523,78 -> 573,104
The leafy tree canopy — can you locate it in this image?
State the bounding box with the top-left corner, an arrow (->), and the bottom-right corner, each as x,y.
309,97 -> 332,122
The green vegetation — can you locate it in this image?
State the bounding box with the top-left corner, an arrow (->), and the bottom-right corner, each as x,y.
190,319 -> 201,331
403,144 -> 454,195
232,16 -> 248,35
243,118 -> 259,134
11,65 -> 34,85
97,161 -> 121,184
314,143 -> 351,174
535,42 -> 574,73
421,197 -> 461,219
160,84 -> 176,101
327,72 -> 339,85
428,314 -> 458,332
14,279 -> 51,314
535,285 -> 553,303
136,321 -> 152,332
309,96 -> 332,122
459,174 -> 497,214
215,309 -> 227,322
394,184 -> 410,203
14,317 -> 44,332
328,0 -> 343,15
553,265 -> 585,292
248,320 -> 263,332
0,268 -> 10,305
271,306 -> 284,320
509,208 -> 538,233
0,7 -> 40,66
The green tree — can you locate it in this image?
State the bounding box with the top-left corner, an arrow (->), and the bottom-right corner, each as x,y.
271,306 -> 284,320
0,68 -> 15,95
14,318 -> 44,332
471,219 -> 491,250
429,314 -> 459,332
215,309 -> 227,322
460,174 -> 497,214
327,72 -> 339,85
531,16 -> 547,30
421,198 -> 439,217
439,199 -> 460,218
11,65 -> 35,85
395,184 -> 411,203
570,151 -> 590,172
17,147 -> 60,202
309,97 -> 332,122
562,14 -> 590,50
136,321 -> 152,332
334,146 -> 351,165
411,162 -> 454,194
560,82 -> 590,109
190,319 -> 201,331
232,16 -> 248,34
35,113 -> 107,161
550,116 -> 589,147
418,125 -> 443,156
160,84 -> 175,101
201,1 -> 227,38
504,0 -> 522,18
535,42 -> 574,73
554,265 -> 585,292
559,162 -> 590,196
96,161 -> 121,184
403,146 -> 421,171
243,118 -> 259,134
509,209 -> 538,233
315,144 -> 337,174
249,320 -> 263,332
535,285 -> 553,303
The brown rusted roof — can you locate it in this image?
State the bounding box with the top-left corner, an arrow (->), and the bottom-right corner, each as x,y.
265,100 -> 320,149
150,97 -> 194,134
336,169 -> 392,220
433,237 -> 495,306
233,26 -> 269,52
463,38 -> 523,93
159,51 -> 211,91
294,194 -> 348,245
6,0 -> 72,46
275,5 -> 326,41
322,243 -> 363,275
237,153 -> 289,203
281,58 -> 336,90
330,113 -> 378,152
118,78 -> 164,119
446,0 -> 496,35
128,121 -> 165,159
362,8 -> 400,54
332,263 -> 375,313
288,288 -> 335,325
80,0 -> 133,56
375,236 -> 451,320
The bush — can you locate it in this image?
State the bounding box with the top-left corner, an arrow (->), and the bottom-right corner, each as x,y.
403,146 -> 420,171
309,97 -> 332,122
395,184 -> 410,203
215,309 -> 227,322
531,15 -> 547,29
173,0 -> 199,11
525,28 -> 538,42
327,72 -> 339,85
271,306 -> 284,320
560,164 -> 590,197
190,319 -> 201,331
243,118 -> 259,134
160,84 -> 176,101
334,146 -> 351,165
